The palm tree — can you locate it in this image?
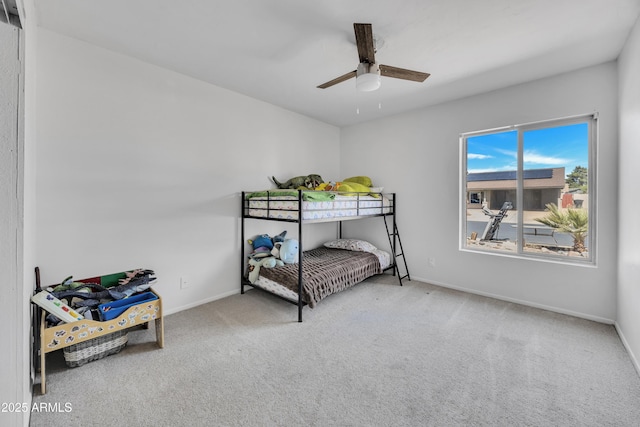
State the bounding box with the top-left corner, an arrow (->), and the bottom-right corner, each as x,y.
535,203 -> 588,252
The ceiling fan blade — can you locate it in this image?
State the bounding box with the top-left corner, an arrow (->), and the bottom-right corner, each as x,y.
317,70 -> 357,89
354,23 -> 376,64
379,64 -> 430,82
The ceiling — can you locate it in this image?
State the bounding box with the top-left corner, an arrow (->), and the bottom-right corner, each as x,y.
34,0 -> 640,127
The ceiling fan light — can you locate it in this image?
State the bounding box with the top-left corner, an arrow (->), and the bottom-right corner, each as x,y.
357,72 -> 381,92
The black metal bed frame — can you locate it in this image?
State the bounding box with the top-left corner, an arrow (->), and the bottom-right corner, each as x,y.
240,190 -> 406,322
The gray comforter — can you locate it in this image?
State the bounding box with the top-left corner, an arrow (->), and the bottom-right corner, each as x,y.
258,247 -> 382,308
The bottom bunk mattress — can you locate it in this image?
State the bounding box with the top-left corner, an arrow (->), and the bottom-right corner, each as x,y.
252,247 -> 390,308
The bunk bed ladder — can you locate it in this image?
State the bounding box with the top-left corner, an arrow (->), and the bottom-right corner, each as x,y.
383,216 -> 410,285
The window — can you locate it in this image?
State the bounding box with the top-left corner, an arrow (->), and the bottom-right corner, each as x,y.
461,114 -> 596,263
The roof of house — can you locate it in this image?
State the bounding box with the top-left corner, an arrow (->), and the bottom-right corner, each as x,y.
467,168 -> 566,190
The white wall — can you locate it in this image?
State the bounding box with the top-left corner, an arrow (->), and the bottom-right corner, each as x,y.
22,0 -> 39,416
0,20 -> 28,427
341,62 -> 619,322
35,29 -> 340,314
617,16 -> 640,372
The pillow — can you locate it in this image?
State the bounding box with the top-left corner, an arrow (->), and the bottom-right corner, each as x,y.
324,239 -> 377,253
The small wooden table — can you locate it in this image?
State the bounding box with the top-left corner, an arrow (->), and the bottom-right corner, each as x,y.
38,289 -> 164,394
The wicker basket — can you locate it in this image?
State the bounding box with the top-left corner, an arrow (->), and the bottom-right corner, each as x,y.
63,330 -> 128,367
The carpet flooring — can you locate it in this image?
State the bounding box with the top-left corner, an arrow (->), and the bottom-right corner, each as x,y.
30,275 -> 640,426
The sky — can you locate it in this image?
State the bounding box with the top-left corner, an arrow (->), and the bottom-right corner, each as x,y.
467,122 -> 589,177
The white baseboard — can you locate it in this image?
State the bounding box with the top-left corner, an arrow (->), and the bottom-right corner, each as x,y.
615,322 -> 640,378
411,275 -> 615,325
162,289 -> 240,316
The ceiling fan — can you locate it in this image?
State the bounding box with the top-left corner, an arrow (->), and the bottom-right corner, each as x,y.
317,23 -> 430,92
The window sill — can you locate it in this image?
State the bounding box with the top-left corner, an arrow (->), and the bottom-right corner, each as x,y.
460,245 -> 596,267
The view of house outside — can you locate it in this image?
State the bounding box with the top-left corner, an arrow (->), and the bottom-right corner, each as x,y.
463,119 -> 592,260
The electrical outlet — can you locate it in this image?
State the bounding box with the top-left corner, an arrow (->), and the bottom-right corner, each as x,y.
428,258 -> 436,267
180,276 -> 190,289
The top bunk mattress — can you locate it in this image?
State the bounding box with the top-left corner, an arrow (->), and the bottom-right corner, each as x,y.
244,190 -> 393,221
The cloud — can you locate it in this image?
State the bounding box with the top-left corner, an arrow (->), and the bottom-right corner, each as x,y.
468,165 -> 515,174
468,168 -> 498,173
523,151 -> 570,165
483,148 -> 570,165
468,153 -> 493,159
494,148 -> 517,158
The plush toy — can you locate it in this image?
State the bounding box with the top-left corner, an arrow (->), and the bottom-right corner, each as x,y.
272,239 -> 299,264
272,175 -> 324,189
343,176 -> 373,187
336,181 -> 371,193
273,230 -> 287,243
247,231 -> 287,258
315,178 -> 377,196
250,234 -> 274,250
247,256 -> 284,284
246,231 -> 297,282
315,182 -> 336,191
336,179 -> 381,198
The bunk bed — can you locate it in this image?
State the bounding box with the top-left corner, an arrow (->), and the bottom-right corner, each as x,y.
241,189 -> 405,322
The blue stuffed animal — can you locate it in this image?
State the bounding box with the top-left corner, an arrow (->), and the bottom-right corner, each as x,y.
248,231 -> 288,259
272,239 -> 299,264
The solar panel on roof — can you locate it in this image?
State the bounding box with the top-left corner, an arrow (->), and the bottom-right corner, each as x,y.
523,169 -> 553,179
467,169 -> 553,182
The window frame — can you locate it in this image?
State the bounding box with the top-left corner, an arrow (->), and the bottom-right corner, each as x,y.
459,113 -> 598,265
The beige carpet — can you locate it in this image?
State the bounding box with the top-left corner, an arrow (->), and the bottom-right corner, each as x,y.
31,275 -> 640,426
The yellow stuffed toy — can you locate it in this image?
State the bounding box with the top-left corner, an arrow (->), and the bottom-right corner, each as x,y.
315,177 -> 380,197
314,182 -> 335,191
343,176 -> 373,187
336,181 -> 373,195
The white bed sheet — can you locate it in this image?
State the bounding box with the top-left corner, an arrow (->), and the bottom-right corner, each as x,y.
248,194 -> 392,221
